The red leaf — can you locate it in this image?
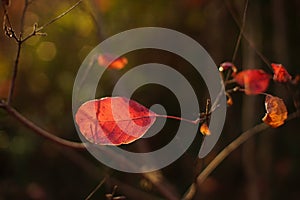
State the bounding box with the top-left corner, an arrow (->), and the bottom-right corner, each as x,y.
75,97 -> 156,145
97,53 -> 128,70
234,69 -> 271,95
271,63 -> 292,83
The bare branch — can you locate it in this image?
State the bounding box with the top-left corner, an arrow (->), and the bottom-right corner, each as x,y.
182,110 -> 300,200
37,0 -> 83,31
2,2 -> 18,41
1,103 -> 87,149
7,0 -> 31,105
20,0 -> 30,37
7,42 -> 21,105
5,0 -> 84,104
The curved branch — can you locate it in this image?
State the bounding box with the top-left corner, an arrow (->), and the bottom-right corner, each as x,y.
182,110 -> 300,200
1,102 -> 86,149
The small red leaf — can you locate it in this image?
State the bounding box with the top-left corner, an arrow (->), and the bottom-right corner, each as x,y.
97,53 -> 128,70
271,63 -> 292,83
234,69 -> 271,95
75,97 -> 156,145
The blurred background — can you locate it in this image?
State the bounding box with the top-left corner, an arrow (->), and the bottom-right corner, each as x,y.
0,0 -> 300,199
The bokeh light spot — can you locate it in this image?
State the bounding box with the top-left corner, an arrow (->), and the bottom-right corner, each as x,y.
36,42 -> 57,61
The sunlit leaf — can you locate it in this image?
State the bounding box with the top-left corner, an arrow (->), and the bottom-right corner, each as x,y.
271,63 -> 292,83
200,122 -> 211,136
262,95 -> 288,128
75,97 -> 156,145
226,93 -> 233,106
97,53 -> 128,70
234,69 -> 271,95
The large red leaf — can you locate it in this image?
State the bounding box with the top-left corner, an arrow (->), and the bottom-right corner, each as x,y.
271,63 -> 292,83
75,97 -> 157,145
234,69 -> 271,95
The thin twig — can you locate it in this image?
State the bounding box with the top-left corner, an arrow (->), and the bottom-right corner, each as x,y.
5,0 -> 84,104
2,3 -> 14,34
232,0 -> 248,63
37,0 -> 83,30
224,0 -> 249,84
225,0 -> 272,70
85,176 -> 107,200
182,110 -> 300,200
2,1 -> 21,105
20,0 -> 30,37
1,103 -> 87,149
7,42 -> 21,104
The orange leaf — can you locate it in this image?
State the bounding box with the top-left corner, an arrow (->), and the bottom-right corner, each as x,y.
271,63 -> 292,83
227,97 -> 233,106
200,122 -> 211,136
226,93 -> 233,106
234,69 -> 271,95
97,53 -> 128,70
75,97 -> 156,145
262,95 -> 288,128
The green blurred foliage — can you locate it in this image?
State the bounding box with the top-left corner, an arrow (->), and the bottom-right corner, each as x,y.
0,0 -> 300,199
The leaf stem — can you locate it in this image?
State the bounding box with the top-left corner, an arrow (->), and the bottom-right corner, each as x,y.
156,114 -> 201,125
